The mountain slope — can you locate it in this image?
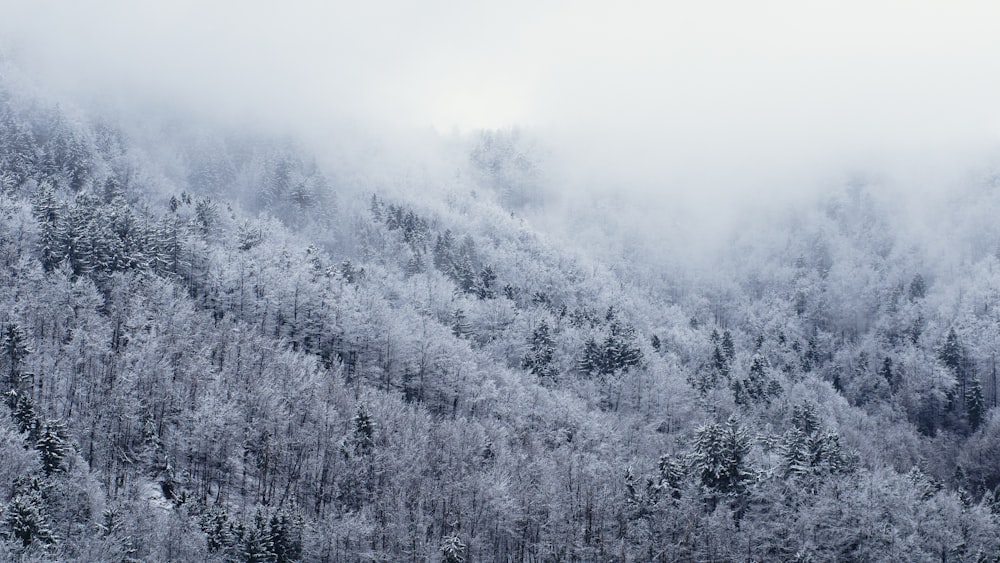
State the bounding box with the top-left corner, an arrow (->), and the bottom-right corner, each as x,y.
1,68 -> 999,562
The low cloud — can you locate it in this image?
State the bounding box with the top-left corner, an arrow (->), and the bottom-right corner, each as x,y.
3,1 -> 999,226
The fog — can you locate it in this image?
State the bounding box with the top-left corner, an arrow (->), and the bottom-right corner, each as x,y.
3,1 -> 1000,237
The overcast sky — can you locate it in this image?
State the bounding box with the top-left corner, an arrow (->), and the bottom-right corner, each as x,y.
3,0 -> 1000,208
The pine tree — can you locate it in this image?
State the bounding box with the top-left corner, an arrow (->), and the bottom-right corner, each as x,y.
655,454 -> 685,500
2,490 -> 55,547
151,216 -> 186,276
55,197 -> 97,278
340,260 -> 359,284
194,198 -> 219,237
811,431 -> 852,474
939,327 -> 966,412
879,357 -> 895,389
791,401 -> 821,435
451,309 -> 472,339
801,334 -> 821,372
690,416 -> 753,496
712,345 -> 729,380
237,220 -> 263,251
522,320 -> 557,381
578,337 -> 602,376
36,420 -> 70,475
456,259 -> 477,295
31,183 -> 63,271
405,251 -> 425,277
578,321 -> 643,377
201,508 -> 231,554
433,230 -> 455,275
2,322 -> 32,383
6,390 -> 40,441
733,354 -> 773,406
239,510 -> 274,563
721,330 -> 735,361
351,404 -> 375,455
940,328 -> 963,373
441,534 -> 466,563
0,108 -> 37,188
780,402 -> 853,477
779,427 -> 811,476
99,504 -> 138,562
269,505 -> 304,563
476,265 -> 497,299
967,377 -> 985,431
607,321 -> 643,372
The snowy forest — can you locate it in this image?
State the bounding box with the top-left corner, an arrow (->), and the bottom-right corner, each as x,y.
3,25 -> 1000,562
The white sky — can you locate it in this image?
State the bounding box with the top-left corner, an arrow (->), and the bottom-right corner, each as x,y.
2,0 -> 1000,204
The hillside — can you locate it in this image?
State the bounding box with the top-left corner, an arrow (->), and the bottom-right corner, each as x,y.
1,66 -> 1000,562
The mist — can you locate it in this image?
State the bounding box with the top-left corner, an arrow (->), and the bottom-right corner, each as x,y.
8,5 -> 1000,558
3,0 -> 1000,242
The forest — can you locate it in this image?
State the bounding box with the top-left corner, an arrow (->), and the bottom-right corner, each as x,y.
1,60 -> 1000,562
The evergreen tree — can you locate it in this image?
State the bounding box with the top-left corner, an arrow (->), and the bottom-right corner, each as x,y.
791,401 -> 821,435
369,193 -> 383,221
733,354 -> 775,406
151,216 -> 186,276
268,505 -> 303,563
607,321 -> 643,372
721,330 -> 735,361
939,327 -> 967,412
441,534 -> 466,563
691,417 -> 753,496
55,196 -> 97,278
801,334 -> 821,372
578,337 -> 602,376
456,259 -> 477,295
967,377 -> 985,431
779,426 -> 811,476
433,230 -> 455,275
6,390 -> 40,441
340,260 -> 360,284
239,510 -> 274,563
451,309 -> 472,339
405,251 -> 425,277
940,328 -> 963,373
503,283 -> 518,301
578,321 -> 643,377
0,107 -> 37,187
237,220 -> 263,251
522,320 -> 557,381
201,508 -> 231,555
780,402 -> 853,478
879,356 -> 895,389
36,420 -> 70,475
476,265 -> 497,299
351,404 -> 375,455
1,489 -> 55,547
30,184 -> 62,271
99,504 -> 139,562
2,322 -> 32,383
194,198 -> 219,237
655,453 -> 685,501
712,344 -> 730,380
